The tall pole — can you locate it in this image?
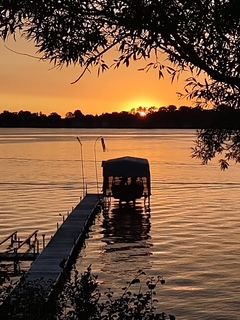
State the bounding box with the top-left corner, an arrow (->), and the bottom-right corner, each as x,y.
94,136 -> 101,195
76,137 -> 85,197
94,136 -> 106,195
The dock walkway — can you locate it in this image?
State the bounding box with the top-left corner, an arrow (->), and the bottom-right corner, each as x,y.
1,194 -> 101,316
26,194 -> 101,287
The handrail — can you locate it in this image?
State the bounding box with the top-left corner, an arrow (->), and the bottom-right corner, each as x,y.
0,231 -> 17,246
17,230 -> 38,250
6,230 -> 38,253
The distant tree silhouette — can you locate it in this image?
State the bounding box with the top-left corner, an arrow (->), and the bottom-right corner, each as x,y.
0,111 -> 17,126
166,105 -> 177,113
73,109 -> 84,119
136,106 -> 147,114
130,108 -> 136,115
1,0 -> 239,166
178,106 -> 192,112
47,112 -> 62,127
158,107 -> 167,113
63,109 -> 84,127
0,107 -> 240,131
148,106 -> 157,114
65,112 -> 73,118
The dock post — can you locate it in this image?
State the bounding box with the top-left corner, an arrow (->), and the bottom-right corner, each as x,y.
42,234 -> 45,249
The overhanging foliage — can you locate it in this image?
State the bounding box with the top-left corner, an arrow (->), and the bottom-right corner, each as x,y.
0,0 -> 239,167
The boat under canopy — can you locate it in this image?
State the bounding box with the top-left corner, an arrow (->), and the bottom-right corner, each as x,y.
102,156 -> 151,203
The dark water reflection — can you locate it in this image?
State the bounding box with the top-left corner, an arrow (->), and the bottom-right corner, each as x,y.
100,202 -> 153,276
102,203 -> 151,245
76,201 -> 153,293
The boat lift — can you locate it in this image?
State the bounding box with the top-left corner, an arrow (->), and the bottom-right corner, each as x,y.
102,156 -> 151,211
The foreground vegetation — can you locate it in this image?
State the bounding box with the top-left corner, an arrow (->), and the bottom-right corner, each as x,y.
0,266 -> 175,320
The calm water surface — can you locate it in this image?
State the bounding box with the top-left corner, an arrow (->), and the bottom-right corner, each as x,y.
0,128 -> 240,319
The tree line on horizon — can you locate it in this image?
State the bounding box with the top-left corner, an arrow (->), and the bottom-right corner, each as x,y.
0,104 -> 239,129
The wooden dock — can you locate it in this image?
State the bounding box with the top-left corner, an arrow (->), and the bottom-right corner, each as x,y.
25,194 -> 101,286
1,194 -> 101,317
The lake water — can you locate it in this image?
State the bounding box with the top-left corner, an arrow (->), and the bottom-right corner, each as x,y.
0,128 -> 240,319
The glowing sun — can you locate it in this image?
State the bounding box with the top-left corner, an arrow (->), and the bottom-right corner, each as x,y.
139,111 -> 147,117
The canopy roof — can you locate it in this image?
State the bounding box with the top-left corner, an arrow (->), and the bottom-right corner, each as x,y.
102,156 -> 150,178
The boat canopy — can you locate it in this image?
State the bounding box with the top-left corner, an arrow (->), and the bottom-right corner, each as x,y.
102,156 -> 151,202
102,156 -> 150,178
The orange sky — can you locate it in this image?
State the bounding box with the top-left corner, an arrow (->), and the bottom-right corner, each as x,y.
0,37 -> 191,116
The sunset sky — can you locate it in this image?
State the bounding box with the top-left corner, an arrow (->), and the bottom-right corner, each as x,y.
0,37 -> 191,116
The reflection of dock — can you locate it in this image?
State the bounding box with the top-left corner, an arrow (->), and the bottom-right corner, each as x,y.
0,253 -> 37,261
1,194 -> 101,316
